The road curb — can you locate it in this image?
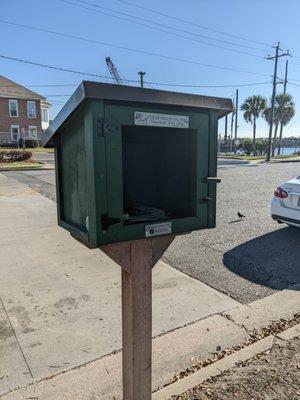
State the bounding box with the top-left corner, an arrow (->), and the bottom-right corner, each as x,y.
153,322 -> 300,400
276,322 -> 300,341
224,283 -> 300,332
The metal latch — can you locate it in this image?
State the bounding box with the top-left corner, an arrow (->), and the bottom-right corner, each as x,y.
101,214 -> 121,231
205,177 -> 221,184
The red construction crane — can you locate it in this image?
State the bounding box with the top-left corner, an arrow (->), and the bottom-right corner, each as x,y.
105,56 -> 124,85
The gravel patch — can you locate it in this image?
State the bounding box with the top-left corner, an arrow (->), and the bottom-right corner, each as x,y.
173,337 -> 300,400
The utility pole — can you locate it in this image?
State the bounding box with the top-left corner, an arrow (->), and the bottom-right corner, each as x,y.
277,59 -> 289,156
138,71 -> 146,88
266,43 -> 290,161
230,96 -> 235,154
234,89 -> 239,154
224,115 -> 228,143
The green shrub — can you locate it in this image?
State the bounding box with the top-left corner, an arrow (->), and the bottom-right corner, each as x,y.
24,139 -> 39,148
238,138 -> 254,156
0,150 -> 32,163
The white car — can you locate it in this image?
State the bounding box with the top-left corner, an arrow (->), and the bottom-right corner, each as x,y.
271,175 -> 300,228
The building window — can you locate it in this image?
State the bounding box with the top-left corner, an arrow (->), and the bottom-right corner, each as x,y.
27,101 -> 36,118
9,99 -> 18,117
11,125 -> 20,141
28,126 -> 38,138
41,108 -> 49,123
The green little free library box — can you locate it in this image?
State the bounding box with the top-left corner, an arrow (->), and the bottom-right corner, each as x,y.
42,81 -> 233,248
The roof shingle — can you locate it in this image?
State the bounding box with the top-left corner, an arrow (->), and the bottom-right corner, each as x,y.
0,75 -> 46,100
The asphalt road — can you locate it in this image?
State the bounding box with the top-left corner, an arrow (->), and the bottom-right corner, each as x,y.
33,151 -> 55,165
3,157 -> 300,304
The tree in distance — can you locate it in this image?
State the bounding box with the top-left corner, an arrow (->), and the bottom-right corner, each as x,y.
264,93 -> 295,156
240,95 -> 267,155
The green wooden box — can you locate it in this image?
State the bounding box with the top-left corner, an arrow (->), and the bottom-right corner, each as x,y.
42,82 -> 233,248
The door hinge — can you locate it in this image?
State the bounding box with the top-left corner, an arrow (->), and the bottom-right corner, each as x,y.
101,214 -> 121,231
97,118 -> 116,137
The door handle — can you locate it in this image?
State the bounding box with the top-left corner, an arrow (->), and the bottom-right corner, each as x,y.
205,177 -> 221,184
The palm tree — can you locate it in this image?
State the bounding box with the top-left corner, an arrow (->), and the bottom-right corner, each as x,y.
263,106 -> 280,156
240,95 -> 267,154
276,94 -> 295,155
264,94 -> 295,156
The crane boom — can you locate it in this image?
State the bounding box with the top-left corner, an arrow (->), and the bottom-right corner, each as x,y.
105,56 -> 123,85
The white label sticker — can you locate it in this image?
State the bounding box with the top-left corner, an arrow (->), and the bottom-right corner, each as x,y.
145,222 -> 172,237
134,112 -> 189,128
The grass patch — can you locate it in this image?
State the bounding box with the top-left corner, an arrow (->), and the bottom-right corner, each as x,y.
0,147 -> 54,153
0,160 -> 44,171
220,155 -> 264,160
273,153 -> 300,159
220,154 -> 300,161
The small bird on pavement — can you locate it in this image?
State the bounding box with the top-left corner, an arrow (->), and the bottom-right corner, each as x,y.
238,212 -> 246,219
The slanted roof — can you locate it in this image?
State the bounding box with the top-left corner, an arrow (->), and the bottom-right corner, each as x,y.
42,81 -> 233,146
0,75 -> 46,101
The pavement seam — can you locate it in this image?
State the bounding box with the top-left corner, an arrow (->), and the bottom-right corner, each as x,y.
153,307 -> 241,340
1,316 -> 299,399
0,311 -> 240,397
0,297 -> 34,380
221,312 -> 249,334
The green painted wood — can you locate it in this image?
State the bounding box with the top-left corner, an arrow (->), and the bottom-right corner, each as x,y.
54,140 -> 62,225
103,103 -> 212,245
104,103 -> 125,245
55,99 -> 220,247
89,100 -> 109,246
83,100 -> 106,247
59,111 -> 88,232
207,111 -> 219,228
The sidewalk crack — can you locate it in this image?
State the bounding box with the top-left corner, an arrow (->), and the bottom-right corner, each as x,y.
0,296 -> 34,379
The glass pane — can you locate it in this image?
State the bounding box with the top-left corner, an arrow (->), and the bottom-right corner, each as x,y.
41,109 -> 48,122
10,101 -> 18,116
29,127 -> 37,138
28,102 -> 36,118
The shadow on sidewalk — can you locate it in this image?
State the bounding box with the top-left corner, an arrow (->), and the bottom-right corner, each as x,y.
223,226 -> 300,290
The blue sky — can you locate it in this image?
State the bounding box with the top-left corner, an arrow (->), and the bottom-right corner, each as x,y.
1,0 -> 300,137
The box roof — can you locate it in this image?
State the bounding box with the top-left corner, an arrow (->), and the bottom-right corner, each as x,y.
42,81 -> 233,146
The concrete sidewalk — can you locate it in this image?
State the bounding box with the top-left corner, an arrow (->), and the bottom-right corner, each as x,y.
0,174 -> 240,397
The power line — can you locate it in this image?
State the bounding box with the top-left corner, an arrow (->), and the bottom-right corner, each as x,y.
0,22 -> 270,77
98,0 -> 272,49
71,0 -> 267,54
60,0 -> 265,58
0,81 -> 270,89
285,115 -> 300,132
289,81 -> 300,87
0,83 -> 78,88
0,54 -> 125,80
146,81 -> 271,88
0,55 -> 272,89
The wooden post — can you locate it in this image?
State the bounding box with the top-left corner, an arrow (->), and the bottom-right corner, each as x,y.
122,239 -> 152,399
101,236 -> 175,400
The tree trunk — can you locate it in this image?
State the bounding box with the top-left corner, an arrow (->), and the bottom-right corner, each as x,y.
272,123 -> 279,157
277,122 -> 284,156
253,117 -> 256,155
